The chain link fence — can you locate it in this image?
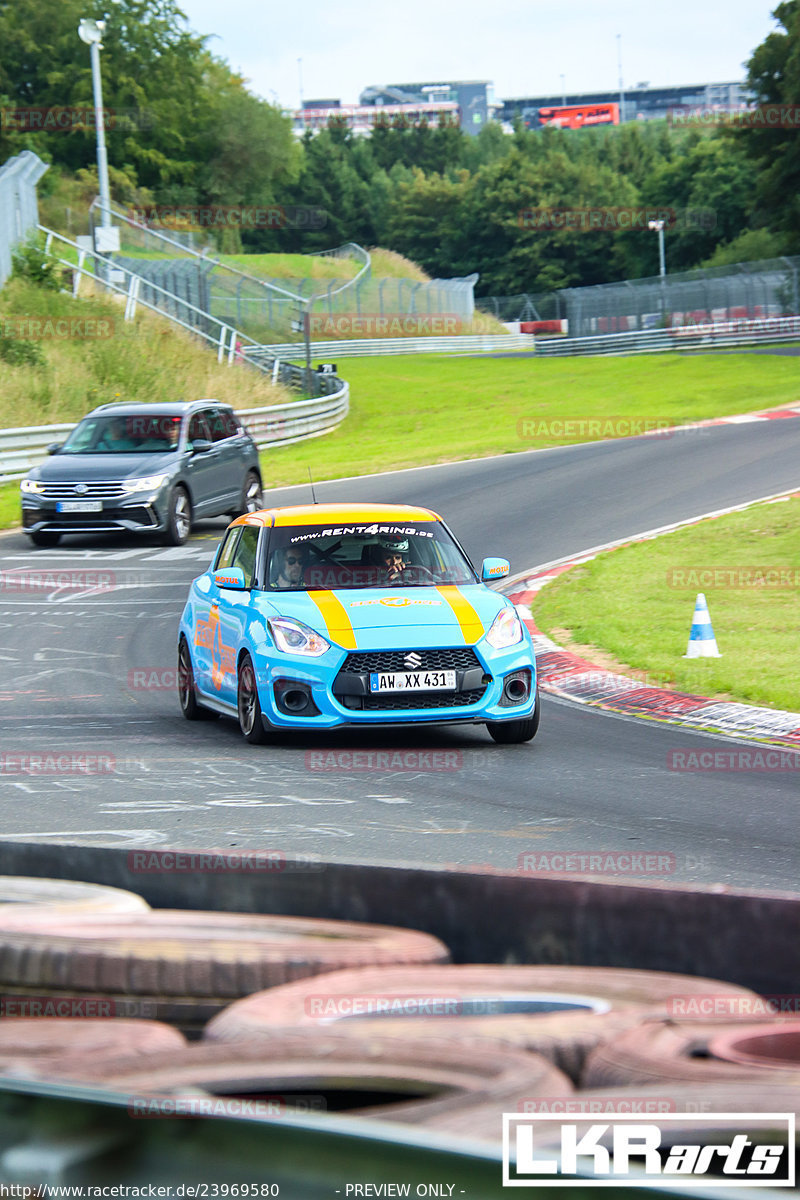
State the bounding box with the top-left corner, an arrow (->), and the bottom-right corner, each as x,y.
0,151 -> 49,288
480,257 -> 800,338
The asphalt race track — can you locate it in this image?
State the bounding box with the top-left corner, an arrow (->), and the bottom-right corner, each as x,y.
1,418 -> 798,890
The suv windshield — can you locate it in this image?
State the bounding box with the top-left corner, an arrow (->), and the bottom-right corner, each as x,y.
267,521 -> 477,590
60,413 -> 182,454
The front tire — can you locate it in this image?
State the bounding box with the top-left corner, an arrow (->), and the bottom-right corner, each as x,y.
29,531 -> 61,548
178,637 -> 218,721
164,485 -> 191,546
486,686 -> 540,744
235,470 -> 262,516
237,652 -> 269,744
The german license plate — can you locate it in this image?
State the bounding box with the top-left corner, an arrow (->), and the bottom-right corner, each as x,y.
370,670 -> 456,693
56,501 -> 103,513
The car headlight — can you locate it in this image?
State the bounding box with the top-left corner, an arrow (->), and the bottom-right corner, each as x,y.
20,478 -> 45,494
268,616 -> 330,657
485,605 -> 523,649
121,474 -> 168,494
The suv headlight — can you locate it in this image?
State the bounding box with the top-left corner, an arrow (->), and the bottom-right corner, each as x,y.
485,605 -> 523,649
121,474 -> 168,494
20,479 -> 45,494
268,617 -> 330,657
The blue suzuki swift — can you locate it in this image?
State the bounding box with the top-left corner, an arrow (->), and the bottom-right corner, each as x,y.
178,503 -> 539,744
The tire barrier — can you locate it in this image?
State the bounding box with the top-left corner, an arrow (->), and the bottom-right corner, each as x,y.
40,1030 -> 573,1126
204,965 -> 760,1083
0,876 -> 149,915
431,1082 -> 800,1144
583,1019 -> 800,1088
0,1018 -> 185,1075
0,910 -> 449,1031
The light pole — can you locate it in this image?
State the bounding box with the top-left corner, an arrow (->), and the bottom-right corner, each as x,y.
617,33 -> 625,124
78,19 -> 112,235
560,75 -> 566,107
648,218 -> 666,277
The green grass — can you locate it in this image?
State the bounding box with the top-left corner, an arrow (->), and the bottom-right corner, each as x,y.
0,278 -> 295,431
257,350 -> 800,487
532,496 -> 800,711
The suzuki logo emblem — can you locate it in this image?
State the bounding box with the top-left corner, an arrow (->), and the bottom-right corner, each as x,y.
404,651 -> 422,669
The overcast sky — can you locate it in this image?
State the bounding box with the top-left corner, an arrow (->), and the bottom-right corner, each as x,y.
177,0 -> 780,109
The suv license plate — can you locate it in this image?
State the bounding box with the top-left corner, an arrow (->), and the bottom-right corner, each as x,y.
56,501 -> 103,513
370,670 -> 456,693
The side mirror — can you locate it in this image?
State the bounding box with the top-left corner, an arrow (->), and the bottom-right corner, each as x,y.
214,567 -> 246,591
481,557 -> 510,582
191,438 -> 213,454
46,443 -> 62,455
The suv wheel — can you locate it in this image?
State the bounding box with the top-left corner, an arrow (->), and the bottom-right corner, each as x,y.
164,486 -> 191,546
29,531 -> 61,548
236,471 -> 262,516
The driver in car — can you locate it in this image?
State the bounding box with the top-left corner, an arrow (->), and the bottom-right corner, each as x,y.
376,536 -> 409,582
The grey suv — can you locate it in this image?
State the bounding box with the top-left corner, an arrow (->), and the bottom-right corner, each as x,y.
21,400 -> 263,548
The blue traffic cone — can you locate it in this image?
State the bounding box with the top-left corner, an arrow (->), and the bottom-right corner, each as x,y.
683,592 -> 721,658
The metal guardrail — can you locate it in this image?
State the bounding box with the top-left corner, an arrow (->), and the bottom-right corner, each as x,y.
248,333 -> 534,359
536,316 -> 800,357
0,387 -> 349,481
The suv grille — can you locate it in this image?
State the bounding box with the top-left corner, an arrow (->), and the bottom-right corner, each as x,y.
340,648 -> 481,673
40,481 -> 127,500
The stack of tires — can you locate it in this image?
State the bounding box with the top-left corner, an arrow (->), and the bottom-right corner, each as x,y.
1,880 -> 798,1167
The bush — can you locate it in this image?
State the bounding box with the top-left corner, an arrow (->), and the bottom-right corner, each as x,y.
11,241 -> 62,291
0,334 -> 44,367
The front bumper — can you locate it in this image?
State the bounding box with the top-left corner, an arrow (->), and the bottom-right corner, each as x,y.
252,642 -> 537,730
22,497 -> 166,536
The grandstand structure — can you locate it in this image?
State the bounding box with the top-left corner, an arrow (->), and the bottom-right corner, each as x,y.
500,81 -> 749,126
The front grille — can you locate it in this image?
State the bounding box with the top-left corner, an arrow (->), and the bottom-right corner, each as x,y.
42,507 -> 155,528
360,687 -> 487,711
40,481 -> 127,500
340,648 -> 481,673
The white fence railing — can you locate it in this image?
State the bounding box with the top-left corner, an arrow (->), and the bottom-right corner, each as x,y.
537,316 -> 800,357
247,334 -> 534,360
0,386 -> 348,482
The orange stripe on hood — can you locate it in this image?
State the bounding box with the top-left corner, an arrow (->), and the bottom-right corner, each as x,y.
436,586 -> 484,644
307,591 -> 358,650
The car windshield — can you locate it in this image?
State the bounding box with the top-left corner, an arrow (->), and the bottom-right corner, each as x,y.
60,413 -> 182,454
267,521 -> 477,590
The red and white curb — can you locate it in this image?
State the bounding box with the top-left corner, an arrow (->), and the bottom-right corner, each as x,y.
503,488 -> 800,750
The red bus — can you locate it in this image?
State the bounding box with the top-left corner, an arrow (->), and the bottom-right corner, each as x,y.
529,103 -> 620,130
